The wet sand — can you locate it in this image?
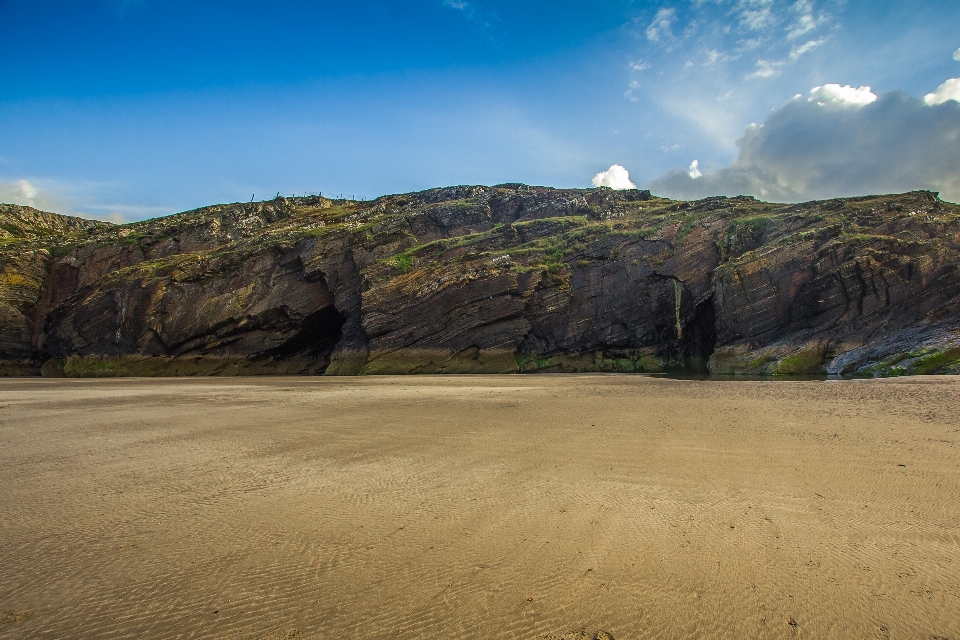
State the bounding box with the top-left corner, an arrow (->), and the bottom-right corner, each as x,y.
1,375 -> 959,639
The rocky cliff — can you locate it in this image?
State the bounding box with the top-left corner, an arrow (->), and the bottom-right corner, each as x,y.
1,186 -> 959,377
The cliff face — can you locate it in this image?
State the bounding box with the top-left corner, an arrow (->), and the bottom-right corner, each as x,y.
1,186 -> 959,377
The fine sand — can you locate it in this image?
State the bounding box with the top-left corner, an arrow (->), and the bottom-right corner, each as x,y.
1,375 -> 959,639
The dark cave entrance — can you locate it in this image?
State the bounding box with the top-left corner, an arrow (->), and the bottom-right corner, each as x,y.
679,295 -> 717,374
264,305 -> 346,361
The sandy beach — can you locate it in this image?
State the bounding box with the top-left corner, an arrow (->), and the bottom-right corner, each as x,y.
1,375 -> 958,639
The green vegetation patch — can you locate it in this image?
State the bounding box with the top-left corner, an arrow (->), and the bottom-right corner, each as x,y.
726,215 -> 773,240
61,355 -> 120,377
909,345 -> 960,375
772,346 -> 825,375
386,251 -> 416,273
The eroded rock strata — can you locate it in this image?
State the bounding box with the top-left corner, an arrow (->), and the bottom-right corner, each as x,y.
1,185 -> 958,377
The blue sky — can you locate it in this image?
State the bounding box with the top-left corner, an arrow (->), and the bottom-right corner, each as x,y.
1,0 -> 959,219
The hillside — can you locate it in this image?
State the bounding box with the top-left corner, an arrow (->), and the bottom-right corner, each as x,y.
1,186 -> 959,377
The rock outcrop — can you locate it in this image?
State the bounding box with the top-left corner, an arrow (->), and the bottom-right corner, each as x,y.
1,186 -> 959,377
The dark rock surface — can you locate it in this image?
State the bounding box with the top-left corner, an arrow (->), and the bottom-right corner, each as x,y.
2,186 -> 959,377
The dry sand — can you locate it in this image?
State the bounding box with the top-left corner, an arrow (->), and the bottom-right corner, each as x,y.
1,375 -> 959,639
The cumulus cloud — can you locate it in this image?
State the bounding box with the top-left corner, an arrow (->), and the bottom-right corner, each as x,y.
924,78 -> 960,105
647,84 -> 960,203
808,83 -> 877,106
688,159 -> 703,179
592,164 -> 637,190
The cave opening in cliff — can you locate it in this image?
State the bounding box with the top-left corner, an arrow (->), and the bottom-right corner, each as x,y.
680,296 -> 717,374
263,305 -> 346,362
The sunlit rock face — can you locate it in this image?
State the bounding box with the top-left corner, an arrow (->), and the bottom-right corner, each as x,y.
1,186 -> 959,377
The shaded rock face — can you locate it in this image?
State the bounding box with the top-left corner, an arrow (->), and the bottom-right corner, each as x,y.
1,187 -> 959,377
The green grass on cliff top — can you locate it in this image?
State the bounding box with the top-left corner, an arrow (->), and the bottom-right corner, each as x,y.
1,190 -> 957,290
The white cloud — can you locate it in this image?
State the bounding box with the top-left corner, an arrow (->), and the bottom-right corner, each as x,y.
786,0 -> 827,39
646,8 -> 676,43
78,203 -> 173,222
746,58 -> 784,79
787,14 -> 815,39
924,78 -> 960,105
688,159 -> 703,179
0,176 -> 176,221
739,7 -> 774,31
629,59 -> 651,71
954,47 -> 960,62
733,0 -> 777,31
15,179 -> 36,200
0,178 -> 67,212
647,84 -> 960,203
789,37 -> 825,60
808,83 -> 877,107
736,37 -> 764,51
592,164 -> 638,189
441,0 -> 499,37
705,49 -> 737,65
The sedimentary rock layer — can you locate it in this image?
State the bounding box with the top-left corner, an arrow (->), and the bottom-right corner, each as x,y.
1,185 -> 958,376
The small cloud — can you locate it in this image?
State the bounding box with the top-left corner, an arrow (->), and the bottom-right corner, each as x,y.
79,203 -> 175,222
660,143 -> 683,152
592,164 -> 637,190
924,78 -> 960,105
808,84 -> 877,107
98,211 -> 133,224
442,0 -> 500,37
954,47 -> 960,62
629,59 -> 651,71
705,49 -> 736,65
787,0 -> 818,39
688,159 -> 702,179
13,179 -> 36,200
745,59 -> 784,79
787,13 -> 817,39
735,0 -> 777,31
736,37 -> 764,51
789,37 -> 825,60
740,8 -> 774,31
646,8 -> 676,43
0,178 -> 68,212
